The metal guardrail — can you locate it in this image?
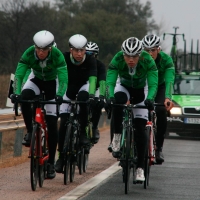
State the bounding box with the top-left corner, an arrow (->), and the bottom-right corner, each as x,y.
0,108 -> 110,161
0,108 -> 24,131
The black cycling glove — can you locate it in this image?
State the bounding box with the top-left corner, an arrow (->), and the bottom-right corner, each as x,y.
144,99 -> 154,110
55,95 -> 63,105
88,94 -> 95,108
97,95 -> 105,109
10,94 -> 21,103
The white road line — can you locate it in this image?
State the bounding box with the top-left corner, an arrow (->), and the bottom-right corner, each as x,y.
57,162 -> 121,200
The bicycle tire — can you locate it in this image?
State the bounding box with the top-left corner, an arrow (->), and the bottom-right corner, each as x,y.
64,154 -> 70,185
63,123 -> 72,185
38,128 -> 46,187
76,127 -> 84,175
30,124 -> 39,191
77,147 -> 84,175
125,127 -> 131,194
83,150 -> 89,173
70,158 -> 76,182
120,127 -> 126,183
144,126 -> 150,189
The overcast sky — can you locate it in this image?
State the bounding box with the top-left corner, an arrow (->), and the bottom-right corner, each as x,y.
140,0 -> 200,54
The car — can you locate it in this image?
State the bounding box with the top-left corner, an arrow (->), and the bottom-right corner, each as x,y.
166,72 -> 200,137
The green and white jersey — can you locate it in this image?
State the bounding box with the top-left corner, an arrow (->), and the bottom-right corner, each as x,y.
13,46 -> 68,96
155,51 -> 175,100
106,50 -> 158,101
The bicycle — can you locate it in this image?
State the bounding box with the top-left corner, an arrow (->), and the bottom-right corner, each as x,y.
111,103 -> 164,194
61,99 -> 94,185
143,103 -> 168,189
14,96 -> 58,191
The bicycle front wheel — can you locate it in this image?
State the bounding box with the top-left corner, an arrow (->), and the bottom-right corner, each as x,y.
38,128 -> 46,188
64,154 -> 70,185
63,123 -> 72,185
70,155 -> 76,182
30,124 -> 39,191
125,127 -> 132,194
83,149 -> 89,173
144,126 -> 150,189
77,147 -> 84,175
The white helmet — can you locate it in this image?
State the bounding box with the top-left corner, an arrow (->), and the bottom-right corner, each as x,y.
33,30 -> 54,48
86,41 -> 99,55
121,37 -> 142,56
69,34 -> 87,49
142,34 -> 160,48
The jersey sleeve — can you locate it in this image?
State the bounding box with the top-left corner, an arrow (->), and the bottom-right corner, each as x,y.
164,58 -> 175,100
88,56 -> 97,95
97,60 -> 106,97
89,76 -> 97,95
106,53 -> 119,98
146,62 -> 158,101
13,49 -> 31,94
56,52 -> 68,97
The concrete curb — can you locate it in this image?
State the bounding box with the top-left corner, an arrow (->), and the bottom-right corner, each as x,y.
57,162 -> 121,200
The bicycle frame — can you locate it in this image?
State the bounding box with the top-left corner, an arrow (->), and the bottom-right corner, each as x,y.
14,98 -> 58,191
31,107 -> 49,166
146,110 -> 157,165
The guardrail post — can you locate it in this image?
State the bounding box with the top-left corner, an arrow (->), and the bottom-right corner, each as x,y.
13,129 -> 23,157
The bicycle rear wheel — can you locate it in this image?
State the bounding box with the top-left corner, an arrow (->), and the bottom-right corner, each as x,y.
144,126 -> 150,189
125,127 -> 131,194
30,124 -> 39,191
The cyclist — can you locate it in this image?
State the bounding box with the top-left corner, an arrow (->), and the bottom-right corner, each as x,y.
85,41 -> 106,144
11,30 -> 68,179
55,34 -> 97,173
106,37 -> 158,181
142,34 -> 175,163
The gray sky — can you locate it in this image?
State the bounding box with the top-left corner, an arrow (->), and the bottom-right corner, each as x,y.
140,0 -> 200,54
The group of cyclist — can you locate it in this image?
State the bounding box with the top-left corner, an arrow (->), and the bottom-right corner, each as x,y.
10,30 -> 175,182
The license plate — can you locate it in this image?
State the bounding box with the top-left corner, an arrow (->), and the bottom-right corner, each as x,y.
184,118 -> 200,124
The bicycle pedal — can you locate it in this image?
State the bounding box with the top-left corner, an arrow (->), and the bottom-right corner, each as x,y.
133,180 -> 137,184
133,180 -> 143,184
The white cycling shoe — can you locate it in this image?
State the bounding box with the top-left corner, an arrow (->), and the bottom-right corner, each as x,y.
135,168 -> 145,182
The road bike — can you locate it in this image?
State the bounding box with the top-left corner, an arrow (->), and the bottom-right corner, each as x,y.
14,96 -> 58,191
112,103 -> 164,194
61,99 -> 94,184
143,103 -> 167,189
112,103 -> 144,194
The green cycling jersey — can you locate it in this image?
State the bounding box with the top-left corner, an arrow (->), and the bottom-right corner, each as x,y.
106,50 -> 158,101
14,46 -> 68,96
155,51 -> 175,100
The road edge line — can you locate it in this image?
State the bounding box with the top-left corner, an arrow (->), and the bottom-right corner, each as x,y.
57,162 -> 120,200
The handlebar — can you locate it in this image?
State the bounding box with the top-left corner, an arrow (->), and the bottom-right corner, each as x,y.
106,103 -> 166,120
13,99 -> 59,116
62,100 -> 89,105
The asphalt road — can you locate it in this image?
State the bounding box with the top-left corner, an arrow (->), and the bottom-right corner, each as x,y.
1,129 -> 200,200
78,138 -> 200,200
